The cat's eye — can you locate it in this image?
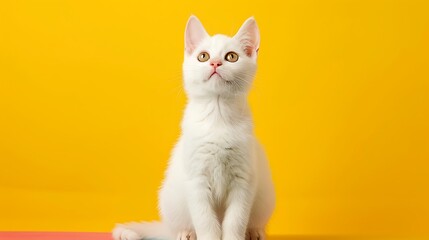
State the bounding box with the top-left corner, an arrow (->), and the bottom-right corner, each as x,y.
225,52 -> 239,62
197,52 -> 210,62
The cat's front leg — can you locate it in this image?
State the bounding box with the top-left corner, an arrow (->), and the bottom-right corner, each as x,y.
222,180 -> 253,240
186,178 -> 221,240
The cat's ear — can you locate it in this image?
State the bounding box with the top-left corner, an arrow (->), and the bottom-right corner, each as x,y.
233,17 -> 260,57
185,15 -> 209,55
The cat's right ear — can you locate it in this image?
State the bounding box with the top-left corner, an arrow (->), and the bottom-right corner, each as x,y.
185,15 -> 209,55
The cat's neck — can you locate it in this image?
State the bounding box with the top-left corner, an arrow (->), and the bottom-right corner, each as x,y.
182,94 -> 252,130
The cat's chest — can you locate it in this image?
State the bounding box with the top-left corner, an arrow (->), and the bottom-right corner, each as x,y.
183,125 -> 252,180
181,102 -> 253,187
185,129 -> 247,161
184,122 -> 250,159
181,115 -> 254,202
187,138 -> 249,200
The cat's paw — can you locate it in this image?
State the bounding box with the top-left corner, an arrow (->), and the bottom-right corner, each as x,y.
246,229 -> 265,240
112,225 -> 140,240
176,230 -> 196,240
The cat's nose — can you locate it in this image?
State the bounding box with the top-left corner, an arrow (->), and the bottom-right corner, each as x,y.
210,60 -> 222,68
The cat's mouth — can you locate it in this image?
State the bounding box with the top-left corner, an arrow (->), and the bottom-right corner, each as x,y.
209,71 -> 228,82
209,72 -> 220,79
205,71 -> 229,83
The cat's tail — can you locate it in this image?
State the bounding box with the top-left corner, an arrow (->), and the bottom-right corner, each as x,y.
112,221 -> 174,240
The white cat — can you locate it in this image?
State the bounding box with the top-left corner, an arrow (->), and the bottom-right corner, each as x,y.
113,15 -> 275,240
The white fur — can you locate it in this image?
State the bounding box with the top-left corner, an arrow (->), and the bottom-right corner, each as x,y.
113,16 -> 275,240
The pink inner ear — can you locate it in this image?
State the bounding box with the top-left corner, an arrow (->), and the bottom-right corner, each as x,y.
185,16 -> 208,54
240,37 -> 258,57
234,17 -> 260,57
244,45 -> 254,57
186,32 -> 205,54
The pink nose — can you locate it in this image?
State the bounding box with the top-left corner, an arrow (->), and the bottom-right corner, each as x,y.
210,60 -> 222,68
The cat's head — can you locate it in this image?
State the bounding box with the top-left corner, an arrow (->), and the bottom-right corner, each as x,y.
183,16 -> 260,98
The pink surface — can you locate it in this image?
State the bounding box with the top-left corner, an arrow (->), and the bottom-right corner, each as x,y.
0,232 -> 111,240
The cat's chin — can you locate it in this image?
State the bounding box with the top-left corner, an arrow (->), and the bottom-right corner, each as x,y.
186,74 -> 249,97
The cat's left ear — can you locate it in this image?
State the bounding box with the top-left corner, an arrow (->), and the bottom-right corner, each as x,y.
233,17 -> 260,57
185,15 -> 209,55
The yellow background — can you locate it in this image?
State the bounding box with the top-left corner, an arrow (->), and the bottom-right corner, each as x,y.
1,0 -> 429,236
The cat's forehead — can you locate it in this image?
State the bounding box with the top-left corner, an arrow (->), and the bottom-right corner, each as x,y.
199,34 -> 241,54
